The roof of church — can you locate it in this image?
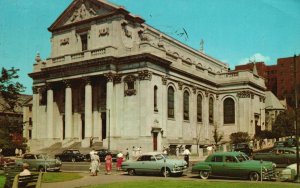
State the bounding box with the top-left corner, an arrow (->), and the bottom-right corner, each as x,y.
265,91 -> 285,110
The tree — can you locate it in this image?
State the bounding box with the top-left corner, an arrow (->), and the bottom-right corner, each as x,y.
212,125 -> 223,146
230,132 -> 251,145
0,67 -> 26,112
272,110 -> 295,138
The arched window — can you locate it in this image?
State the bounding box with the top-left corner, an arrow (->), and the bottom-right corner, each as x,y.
197,94 -> 202,122
154,86 -> 158,112
183,91 -> 189,120
209,97 -> 214,124
168,87 -> 175,118
224,98 -> 235,124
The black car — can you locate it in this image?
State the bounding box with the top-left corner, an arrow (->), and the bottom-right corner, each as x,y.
86,149 -> 119,162
55,149 -> 86,162
234,143 -> 253,156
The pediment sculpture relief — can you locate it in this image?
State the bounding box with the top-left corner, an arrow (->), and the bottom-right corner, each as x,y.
69,3 -> 97,23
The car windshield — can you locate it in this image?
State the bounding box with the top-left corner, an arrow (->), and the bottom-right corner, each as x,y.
36,154 -> 46,159
236,154 -> 248,162
155,154 -> 165,160
72,150 -> 80,154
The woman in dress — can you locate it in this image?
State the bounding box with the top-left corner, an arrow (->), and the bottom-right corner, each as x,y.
105,152 -> 112,174
116,152 -> 123,171
90,153 -> 100,176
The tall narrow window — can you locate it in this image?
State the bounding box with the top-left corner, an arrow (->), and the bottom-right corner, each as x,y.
197,94 -> 202,122
168,87 -> 174,118
80,34 -> 88,51
154,86 -> 158,112
209,97 -> 214,124
224,98 -> 235,124
183,91 -> 189,120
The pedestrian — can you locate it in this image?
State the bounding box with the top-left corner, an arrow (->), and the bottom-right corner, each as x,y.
89,137 -> 94,148
163,146 -> 168,155
105,152 -> 112,174
125,148 -> 129,160
116,152 -> 123,171
207,145 -> 213,155
15,148 -> 19,157
19,149 -> 23,157
176,147 -> 179,157
183,147 -> 191,167
90,152 -> 100,176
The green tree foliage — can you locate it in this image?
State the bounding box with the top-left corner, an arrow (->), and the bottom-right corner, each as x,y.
212,125 -> 224,146
229,132 -> 251,145
0,67 -> 25,112
272,110 -> 295,138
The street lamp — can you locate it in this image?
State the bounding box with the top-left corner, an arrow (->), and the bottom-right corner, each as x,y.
259,105 -> 273,131
293,55 -> 300,183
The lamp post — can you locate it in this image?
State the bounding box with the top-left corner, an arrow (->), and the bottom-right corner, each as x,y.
107,108 -> 110,151
294,54 -> 300,183
259,106 -> 273,131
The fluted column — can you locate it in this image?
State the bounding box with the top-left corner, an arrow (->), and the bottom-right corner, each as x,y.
47,84 -> 54,139
85,78 -> 92,139
105,73 -> 114,150
64,80 -> 73,139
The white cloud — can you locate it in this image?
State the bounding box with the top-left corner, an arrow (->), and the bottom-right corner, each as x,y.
239,53 -> 271,65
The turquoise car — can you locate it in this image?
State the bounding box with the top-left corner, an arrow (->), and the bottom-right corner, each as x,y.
121,152 -> 187,177
192,152 -> 276,181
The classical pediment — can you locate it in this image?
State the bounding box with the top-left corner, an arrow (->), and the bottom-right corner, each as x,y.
48,0 -> 121,32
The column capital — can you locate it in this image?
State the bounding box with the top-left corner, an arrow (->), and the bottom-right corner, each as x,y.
192,86 -> 197,94
114,73 -> 122,84
138,70 -> 152,81
177,81 -> 183,90
104,72 -> 114,82
32,86 -> 39,94
63,80 -> 72,88
161,75 -> 168,85
82,77 -> 91,85
45,82 -> 52,90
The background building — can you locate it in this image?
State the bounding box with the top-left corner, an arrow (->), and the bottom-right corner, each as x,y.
27,0 -> 267,153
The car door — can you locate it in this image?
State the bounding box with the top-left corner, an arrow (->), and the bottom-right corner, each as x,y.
135,155 -> 152,174
222,155 -> 241,177
208,155 -> 224,176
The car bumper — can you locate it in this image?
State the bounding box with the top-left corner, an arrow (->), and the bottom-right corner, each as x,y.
46,166 -> 61,171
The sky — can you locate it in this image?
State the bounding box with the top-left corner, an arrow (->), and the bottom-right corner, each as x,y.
0,0 -> 299,94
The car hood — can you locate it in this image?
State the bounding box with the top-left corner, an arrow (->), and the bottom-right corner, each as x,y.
242,160 -> 274,168
165,159 -> 187,165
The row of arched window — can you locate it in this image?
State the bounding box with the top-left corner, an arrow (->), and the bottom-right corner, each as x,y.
154,86 -> 235,124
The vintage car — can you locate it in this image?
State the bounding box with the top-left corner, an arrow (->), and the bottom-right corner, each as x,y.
0,156 -> 15,169
85,149 -> 119,162
55,149 -> 86,162
234,143 -> 253,156
279,163 -> 298,181
252,147 -> 299,166
15,153 -> 61,172
121,152 -> 187,177
192,152 -> 276,181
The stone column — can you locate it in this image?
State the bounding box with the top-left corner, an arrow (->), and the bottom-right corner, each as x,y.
105,73 -> 114,150
47,84 -> 54,139
84,78 -> 92,139
203,91 -> 209,141
31,87 -> 39,139
64,80 -> 72,139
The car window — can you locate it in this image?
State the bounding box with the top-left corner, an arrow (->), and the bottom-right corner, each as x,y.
211,156 -> 223,162
236,154 -> 246,162
24,154 -> 35,159
150,156 -> 156,161
72,150 -> 80,154
155,154 -> 164,161
36,154 -> 44,159
225,156 -> 237,163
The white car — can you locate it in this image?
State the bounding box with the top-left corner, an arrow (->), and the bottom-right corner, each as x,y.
279,163 -> 298,181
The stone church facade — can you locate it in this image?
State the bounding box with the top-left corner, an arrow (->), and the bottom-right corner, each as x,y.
27,0 -> 267,152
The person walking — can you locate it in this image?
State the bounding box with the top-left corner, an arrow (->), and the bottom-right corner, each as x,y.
90,153 -> 100,176
125,148 -> 129,160
183,147 -> 191,167
105,152 -> 112,175
116,152 -> 124,171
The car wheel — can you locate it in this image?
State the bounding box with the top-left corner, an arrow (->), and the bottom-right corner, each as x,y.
249,172 -> 260,181
199,171 -> 209,179
161,168 -> 171,177
128,169 -> 135,176
39,166 -> 46,172
71,158 -> 76,162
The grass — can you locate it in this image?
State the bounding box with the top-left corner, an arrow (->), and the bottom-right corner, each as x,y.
0,175 -> 5,188
82,180 -> 300,188
42,172 -> 83,183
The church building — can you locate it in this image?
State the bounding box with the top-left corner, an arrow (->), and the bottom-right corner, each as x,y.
27,0 -> 267,152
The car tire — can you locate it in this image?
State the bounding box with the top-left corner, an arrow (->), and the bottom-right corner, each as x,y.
128,169 -> 135,176
71,158 -> 76,162
161,168 -> 171,177
249,171 -> 260,181
199,170 -> 209,179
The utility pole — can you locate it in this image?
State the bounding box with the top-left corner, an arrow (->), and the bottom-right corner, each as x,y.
294,54 -> 300,183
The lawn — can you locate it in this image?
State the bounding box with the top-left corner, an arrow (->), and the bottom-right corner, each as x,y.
82,180 -> 299,188
42,172 -> 83,183
0,175 -> 5,188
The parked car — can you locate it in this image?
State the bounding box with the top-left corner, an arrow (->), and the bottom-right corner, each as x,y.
252,147 -> 299,166
85,149 -> 119,162
55,149 -> 85,162
234,143 -> 253,156
121,152 -> 187,177
279,163 -> 298,181
0,156 -> 15,169
192,152 -> 276,181
15,153 -> 61,172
